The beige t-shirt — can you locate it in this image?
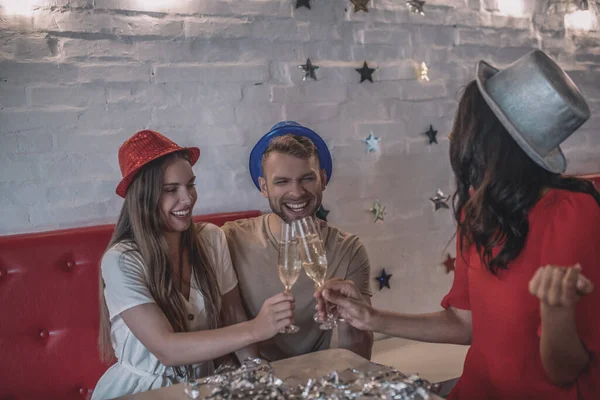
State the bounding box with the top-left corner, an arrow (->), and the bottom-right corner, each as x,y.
222,214 -> 372,362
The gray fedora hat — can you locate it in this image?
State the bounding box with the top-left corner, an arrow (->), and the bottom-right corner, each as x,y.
476,50 -> 590,173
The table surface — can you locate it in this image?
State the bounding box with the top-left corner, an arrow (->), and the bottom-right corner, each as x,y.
116,348 -> 443,399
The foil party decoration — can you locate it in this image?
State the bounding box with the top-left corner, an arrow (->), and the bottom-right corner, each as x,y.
442,254 -> 456,274
375,268 -> 393,290
299,58 -> 319,81
185,358 -> 437,399
356,61 -> 376,83
407,0 -> 426,15
364,132 -> 381,152
316,205 -> 330,221
350,0 -> 369,13
295,0 -> 311,9
425,124 -> 438,144
429,189 -> 450,211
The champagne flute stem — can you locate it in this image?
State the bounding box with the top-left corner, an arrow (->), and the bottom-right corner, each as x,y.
315,282 -> 335,321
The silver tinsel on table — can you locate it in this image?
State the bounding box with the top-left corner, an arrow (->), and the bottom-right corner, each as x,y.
185,358 -> 437,399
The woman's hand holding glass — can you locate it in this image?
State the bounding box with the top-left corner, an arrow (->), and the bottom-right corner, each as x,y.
251,292 -> 295,341
315,278 -> 376,332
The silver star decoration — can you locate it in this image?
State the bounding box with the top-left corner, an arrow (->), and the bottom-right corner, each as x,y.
364,132 -> 381,153
369,200 -> 386,223
407,0 -> 425,15
430,189 -> 450,211
298,58 -> 319,81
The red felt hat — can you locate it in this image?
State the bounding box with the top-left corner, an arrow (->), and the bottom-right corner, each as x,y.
116,130 -> 200,198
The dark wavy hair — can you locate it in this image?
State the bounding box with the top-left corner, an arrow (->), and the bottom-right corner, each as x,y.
450,81 -> 600,274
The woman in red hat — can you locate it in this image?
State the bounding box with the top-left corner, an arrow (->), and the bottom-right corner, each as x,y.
92,130 -> 295,399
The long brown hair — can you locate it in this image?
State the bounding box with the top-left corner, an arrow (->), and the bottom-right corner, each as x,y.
98,151 -> 221,377
450,81 -> 600,273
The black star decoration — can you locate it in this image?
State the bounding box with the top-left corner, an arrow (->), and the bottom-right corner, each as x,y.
350,0 -> 369,13
407,0 -> 425,15
375,269 -> 393,290
295,0 -> 311,9
430,189 -> 450,211
316,205 -> 330,221
356,61 -> 376,83
425,124 -> 438,144
442,254 -> 456,274
298,58 -> 319,81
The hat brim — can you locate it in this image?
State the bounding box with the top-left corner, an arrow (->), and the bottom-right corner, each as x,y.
116,146 -> 200,198
476,60 -> 566,173
249,125 -> 333,191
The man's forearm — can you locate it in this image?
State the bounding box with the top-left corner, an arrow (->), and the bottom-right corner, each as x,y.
540,305 -> 590,386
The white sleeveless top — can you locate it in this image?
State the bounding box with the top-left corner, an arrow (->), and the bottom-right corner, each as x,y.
91,223 -> 238,400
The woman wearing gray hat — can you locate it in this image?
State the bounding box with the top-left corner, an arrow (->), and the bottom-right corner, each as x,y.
316,50 -> 600,399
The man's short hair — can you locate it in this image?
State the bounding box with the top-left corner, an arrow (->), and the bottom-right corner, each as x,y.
260,134 -> 321,174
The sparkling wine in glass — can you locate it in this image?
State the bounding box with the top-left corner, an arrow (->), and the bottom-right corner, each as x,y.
277,221 -> 301,334
294,216 -> 337,330
184,380 -> 200,399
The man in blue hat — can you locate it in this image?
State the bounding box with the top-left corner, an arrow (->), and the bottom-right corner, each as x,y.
222,121 -> 373,361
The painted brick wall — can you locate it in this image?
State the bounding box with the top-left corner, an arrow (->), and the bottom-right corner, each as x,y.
1,0 -> 599,314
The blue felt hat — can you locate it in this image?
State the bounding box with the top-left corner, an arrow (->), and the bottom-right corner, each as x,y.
249,121 -> 333,191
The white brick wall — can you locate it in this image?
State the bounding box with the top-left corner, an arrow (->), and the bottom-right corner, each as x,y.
1,0 -> 599,314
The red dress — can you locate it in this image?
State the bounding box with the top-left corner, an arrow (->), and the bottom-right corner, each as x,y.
442,189 -> 600,400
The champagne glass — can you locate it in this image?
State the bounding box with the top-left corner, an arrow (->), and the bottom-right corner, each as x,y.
293,216 -> 338,330
278,221 -> 301,334
184,379 -> 200,399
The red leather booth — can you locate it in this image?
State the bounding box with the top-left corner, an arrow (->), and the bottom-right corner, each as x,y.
0,210 -> 260,400
1,175 -> 599,400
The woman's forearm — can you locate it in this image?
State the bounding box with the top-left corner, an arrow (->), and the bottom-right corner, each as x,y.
369,308 -> 472,345
540,305 -> 590,386
221,286 -> 260,361
159,320 -> 259,367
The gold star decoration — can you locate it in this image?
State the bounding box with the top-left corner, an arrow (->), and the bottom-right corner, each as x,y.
350,0 -> 369,13
419,61 -> 430,81
369,200 -> 386,223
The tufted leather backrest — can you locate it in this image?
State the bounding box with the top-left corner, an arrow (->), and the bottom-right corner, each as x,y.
0,210 -> 260,400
